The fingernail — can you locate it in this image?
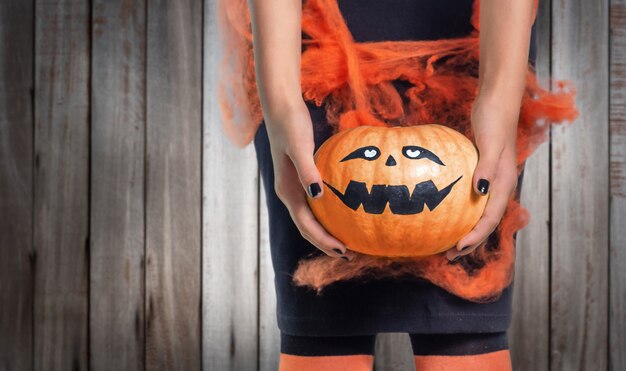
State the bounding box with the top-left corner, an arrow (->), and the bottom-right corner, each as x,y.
333,248 -> 344,255
460,245 -> 472,252
477,179 -> 490,194
341,256 -> 349,261
451,255 -> 462,262
308,182 -> 321,198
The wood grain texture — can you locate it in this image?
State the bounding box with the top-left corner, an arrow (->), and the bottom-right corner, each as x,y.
259,180 -> 280,371
90,0 -> 146,370
33,0 -> 90,370
0,1 -> 34,370
201,127 -> 258,371
509,1 -> 551,370
145,0 -> 202,369
202,1 -> 260,367
551,0 -> 609,370
610,1 -> 626,370
374,333 -> 415,371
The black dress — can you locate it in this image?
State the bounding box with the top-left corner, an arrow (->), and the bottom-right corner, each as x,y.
253,0 -> 537,337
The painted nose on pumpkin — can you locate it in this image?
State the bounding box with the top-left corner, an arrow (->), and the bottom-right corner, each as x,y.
385,155 -> 397,166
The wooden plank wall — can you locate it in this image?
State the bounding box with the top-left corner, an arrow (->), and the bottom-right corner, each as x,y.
90,0 -> 146,369
509,0 -> 552,368
203,0 -> 260,368
145,0 -> 203,369
610,0 -> 626,369
0,0 -> 623,370
0,1 -> 34,370
33,1 -> 90,370
551,1 -> 610,370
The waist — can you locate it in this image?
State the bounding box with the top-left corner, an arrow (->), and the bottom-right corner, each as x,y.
336,0 -> 475,42
305,0 -> 537,65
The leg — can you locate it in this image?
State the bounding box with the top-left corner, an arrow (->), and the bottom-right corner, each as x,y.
409,332 -> 512,371
279,332 -> 376,371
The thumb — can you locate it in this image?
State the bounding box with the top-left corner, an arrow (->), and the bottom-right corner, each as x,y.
472,143 -> 503,196
287,143 -> 324,199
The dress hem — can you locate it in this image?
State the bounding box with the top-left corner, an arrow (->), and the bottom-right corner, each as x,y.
277,312 -> 512,337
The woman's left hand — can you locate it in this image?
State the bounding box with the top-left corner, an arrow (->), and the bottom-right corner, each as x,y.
445,97 -> 521,261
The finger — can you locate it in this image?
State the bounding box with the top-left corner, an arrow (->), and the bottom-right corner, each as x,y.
287,193 -> 357,261
286,142 -> 324,200
445,239 -> 488,261
472,140 -> 504,196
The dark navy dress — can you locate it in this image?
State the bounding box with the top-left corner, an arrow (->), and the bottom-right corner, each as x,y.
253,0 -> 537,337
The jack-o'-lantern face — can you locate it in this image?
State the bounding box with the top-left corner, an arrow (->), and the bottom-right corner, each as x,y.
307,124 -> 487,257
324,145 -> 463,215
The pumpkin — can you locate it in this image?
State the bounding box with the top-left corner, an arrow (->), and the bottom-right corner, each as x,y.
307,124 -> 487,257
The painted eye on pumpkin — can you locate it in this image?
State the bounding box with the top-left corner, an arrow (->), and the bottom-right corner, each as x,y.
401,146 -> 446,166
340,146 -> 381,162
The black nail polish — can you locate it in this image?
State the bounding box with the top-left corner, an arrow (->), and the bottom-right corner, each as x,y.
477,178 -> 490,194
341,256 -> 349,261
333,248 -> 343,255
308,182 -> 321,198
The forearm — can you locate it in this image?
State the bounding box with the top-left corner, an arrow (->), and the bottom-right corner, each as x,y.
476,0 -> 535,132
247,0 -> 305,122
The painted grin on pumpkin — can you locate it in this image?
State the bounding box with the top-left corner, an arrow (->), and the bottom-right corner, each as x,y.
323,175 -> 463,215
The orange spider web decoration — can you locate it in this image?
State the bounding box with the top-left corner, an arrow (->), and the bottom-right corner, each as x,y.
216,0 -> 578,302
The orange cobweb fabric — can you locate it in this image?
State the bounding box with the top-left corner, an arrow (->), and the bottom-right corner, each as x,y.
216,0 -> 578,302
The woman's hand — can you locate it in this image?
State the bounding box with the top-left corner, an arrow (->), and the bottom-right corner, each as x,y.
445,0 -> 534,261
265,101 -> 356,261
246,0 -> 355,261
445,97 -> 520,261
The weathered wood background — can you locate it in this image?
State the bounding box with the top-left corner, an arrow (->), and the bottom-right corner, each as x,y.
0,0 -> 622,370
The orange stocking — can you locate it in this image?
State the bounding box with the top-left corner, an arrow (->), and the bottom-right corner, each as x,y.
413,349 -> 512,371
279,353 -> 374,371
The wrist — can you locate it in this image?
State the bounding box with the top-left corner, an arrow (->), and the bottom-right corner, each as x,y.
472,94 -> 521,146
262,95 -> 308,124
473,92 -> 522,123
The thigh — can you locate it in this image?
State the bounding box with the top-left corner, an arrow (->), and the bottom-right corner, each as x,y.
279,332 -> 376,371
409,332 -> 512,371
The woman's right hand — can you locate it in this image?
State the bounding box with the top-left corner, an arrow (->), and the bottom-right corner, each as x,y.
264,100 -> 356,261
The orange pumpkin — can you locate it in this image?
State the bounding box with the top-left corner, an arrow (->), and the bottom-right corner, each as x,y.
307,124 -> 487,257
